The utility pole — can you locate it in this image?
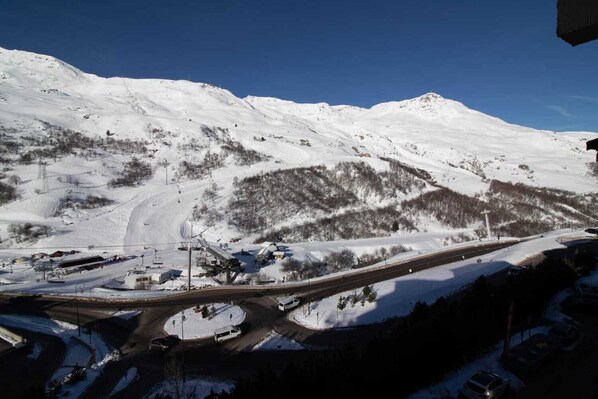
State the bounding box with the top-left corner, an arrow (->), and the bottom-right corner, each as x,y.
39,161 -> 49,194
163,160 -> 169,185
187,218 -> 194,292
481,210 -> 491,239
75,283 -> 85,337
88,318 -> 93,345
501,300 -> 514,366
181,310 -> 186,383
187,242 -> 192,292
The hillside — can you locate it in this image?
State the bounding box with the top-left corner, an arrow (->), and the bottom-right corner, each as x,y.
0,47 -> 597,250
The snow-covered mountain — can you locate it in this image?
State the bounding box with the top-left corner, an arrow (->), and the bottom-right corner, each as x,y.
0,47 -> 596,251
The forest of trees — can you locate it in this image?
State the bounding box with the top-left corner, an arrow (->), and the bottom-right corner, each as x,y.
205,246 -> 596,399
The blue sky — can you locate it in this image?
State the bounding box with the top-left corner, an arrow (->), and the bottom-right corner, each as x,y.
1,0 -> 598,132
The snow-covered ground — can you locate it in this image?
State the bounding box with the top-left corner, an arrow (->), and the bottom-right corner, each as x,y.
1,47 -> 597,399
0,315 -> 118,399
0,229 -> 585,300
164,303 -> 246,340
1,230 -> 592,398
142,230 -> 587,337
110,367 -> 139,397
1,47 -> 597,264
288,231 -> 579,329
145,377 -> 234,399
407,245 -> 598,399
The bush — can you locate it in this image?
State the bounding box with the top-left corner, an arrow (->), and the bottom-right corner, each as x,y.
0,181 -> 17,204
207,246 -> 589,399
82,195 -> 113,209
8,223 -> 50,243
323,249 -> 356,273
109,157 -> 153,187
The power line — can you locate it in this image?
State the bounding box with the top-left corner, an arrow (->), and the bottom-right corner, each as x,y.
0,241 -> 184,252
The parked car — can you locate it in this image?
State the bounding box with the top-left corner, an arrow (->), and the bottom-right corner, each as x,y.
506,333 -> 560,375
548,321 -> 582,350
459,370 -> 509,399
149,335 -> 180,351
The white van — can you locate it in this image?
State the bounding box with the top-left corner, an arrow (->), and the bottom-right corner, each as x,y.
278,296 -> 300,311
213,325 -> 242,342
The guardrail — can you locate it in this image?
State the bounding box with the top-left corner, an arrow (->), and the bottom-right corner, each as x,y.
0,325 -> 26,348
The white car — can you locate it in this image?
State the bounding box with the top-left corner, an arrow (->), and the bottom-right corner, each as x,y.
277,296 -> 300,311
460,370 -> 509,399
213,325 -> 242,342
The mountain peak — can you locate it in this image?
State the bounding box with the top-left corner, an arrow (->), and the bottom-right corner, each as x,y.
369,92 -> 466,117
0,46 -> 88,84
415,92 -> 444,102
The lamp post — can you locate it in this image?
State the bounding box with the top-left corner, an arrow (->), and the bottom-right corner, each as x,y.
181,310 -> 186,383
75,283 -> 85,337
187,219 -> 195,292
481,210 -> 491,239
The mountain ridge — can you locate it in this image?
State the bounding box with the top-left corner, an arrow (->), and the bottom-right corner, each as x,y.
0,47 -> 597,248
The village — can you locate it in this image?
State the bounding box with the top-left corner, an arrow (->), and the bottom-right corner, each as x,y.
1,240 -> 286,292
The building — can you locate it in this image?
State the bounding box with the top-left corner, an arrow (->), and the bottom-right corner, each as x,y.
124,270 -> 172,289
205,245 -> 241,270
124,273 -> 152,289
256,242 -> 279,265
56,255 -> 105,275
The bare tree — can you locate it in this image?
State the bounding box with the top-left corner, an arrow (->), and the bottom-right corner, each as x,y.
8,174 -> 21,186
163,358 -> 197,399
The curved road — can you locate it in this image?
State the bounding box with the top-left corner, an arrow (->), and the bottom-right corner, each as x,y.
0,240 -> 519,398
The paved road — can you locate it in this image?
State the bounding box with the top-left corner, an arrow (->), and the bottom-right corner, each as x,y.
0,329 -> 66,398
0,240 -> 519,398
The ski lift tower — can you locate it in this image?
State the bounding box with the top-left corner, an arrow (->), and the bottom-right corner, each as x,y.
481,210 -> 491,239
185,224 -> 213,292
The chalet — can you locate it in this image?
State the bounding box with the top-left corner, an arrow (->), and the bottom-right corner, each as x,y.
256,242 -> 279,264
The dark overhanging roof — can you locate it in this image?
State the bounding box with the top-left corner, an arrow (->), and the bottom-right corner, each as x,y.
587,137 -> 598,151
557,2 -> 598,158
557,0 -> 598,46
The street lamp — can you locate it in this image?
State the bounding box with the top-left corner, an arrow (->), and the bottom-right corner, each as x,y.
181,310 -> 186,383
75,283 -> 85,337
481,210 -> 491,239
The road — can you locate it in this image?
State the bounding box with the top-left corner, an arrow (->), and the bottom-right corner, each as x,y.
0,240 -> 518,398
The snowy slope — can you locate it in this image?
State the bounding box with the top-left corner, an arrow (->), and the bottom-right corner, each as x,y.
0,47 -> 597,252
